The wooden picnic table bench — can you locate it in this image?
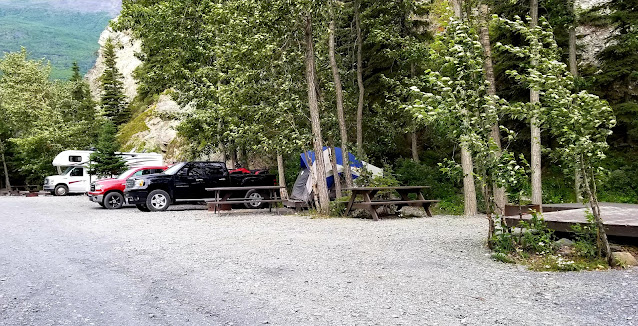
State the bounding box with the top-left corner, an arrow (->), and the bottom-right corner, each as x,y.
205,186 -> 286,213
343,186 -> 439,221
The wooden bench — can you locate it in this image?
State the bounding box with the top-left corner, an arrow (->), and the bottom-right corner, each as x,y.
205,186 -> 286,213
343,186 -> 440,221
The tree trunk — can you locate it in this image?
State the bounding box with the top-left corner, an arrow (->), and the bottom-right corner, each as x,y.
411,132 -> 420,162
568,1 -> 583,203
461,145 -> 478,216
303,150 -> 320,209
568,15 -> 578,78
355,0 -> 365,157
409,63 -> 420,164
530,118 -> 542,207
479,4 -> 506,215
328,14 -> 353,189
1,148 -> 11,190
230,148 -> 237,169
277,152 -> 289,200
581,159 -> 611,263
304,14 -> 330,215
452,0 -> 476,216
329,145 -> 342,198
450,0 -> 463,20
530,0 -> 542,208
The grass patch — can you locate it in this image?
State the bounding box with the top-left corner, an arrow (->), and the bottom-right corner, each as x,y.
526,255 -> 609,272
117,108 -> 154,149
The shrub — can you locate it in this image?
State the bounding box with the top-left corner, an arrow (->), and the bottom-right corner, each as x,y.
518,212 -> 556,255
571,212 -> 599,258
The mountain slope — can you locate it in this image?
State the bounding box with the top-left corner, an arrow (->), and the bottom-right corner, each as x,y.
0,1 -> 117,79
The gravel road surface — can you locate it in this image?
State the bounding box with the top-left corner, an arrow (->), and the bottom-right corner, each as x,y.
1,196 -> 636,325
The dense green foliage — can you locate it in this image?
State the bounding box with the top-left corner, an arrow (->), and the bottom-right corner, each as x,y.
584,0 -> 638,147
87,121 -> 127,177
0,1 -> 113,80
112,0 -> 637,212
0,49 -> 99,185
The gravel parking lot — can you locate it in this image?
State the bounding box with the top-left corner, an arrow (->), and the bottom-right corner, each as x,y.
1,196 -> 637,325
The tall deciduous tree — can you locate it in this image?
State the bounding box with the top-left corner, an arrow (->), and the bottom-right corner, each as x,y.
328,1 -> 353,189
408,20 -> 497,217
305,13 -> 330,214
451,0 -> 478,216
354,0 -> 365,157
528,0 -> 543,207
0,49 -> 98,183
478,3 -> 506,215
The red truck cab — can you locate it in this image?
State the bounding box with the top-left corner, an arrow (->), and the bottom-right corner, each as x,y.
88,166 -> 167,209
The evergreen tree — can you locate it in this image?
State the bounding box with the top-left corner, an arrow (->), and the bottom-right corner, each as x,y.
100,38 -> 129,125
70,61 -> 82,82
88,121 -> 126,178
589,0 -> 638,146
68,60 -> 97,123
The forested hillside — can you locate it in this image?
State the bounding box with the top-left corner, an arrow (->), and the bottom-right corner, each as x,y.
0,0 -> 118,79
1,0 -> 636,216
111,0 -> 636,214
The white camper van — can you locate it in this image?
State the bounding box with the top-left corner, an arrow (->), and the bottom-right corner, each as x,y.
43,150 -> 163,196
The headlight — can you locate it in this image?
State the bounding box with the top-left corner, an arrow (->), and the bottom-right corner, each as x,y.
135,179 -> 145,187
95,184 -> 103,190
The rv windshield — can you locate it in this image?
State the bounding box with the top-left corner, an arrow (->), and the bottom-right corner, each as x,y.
163,162 -> 186,175
62,167 -> 74,175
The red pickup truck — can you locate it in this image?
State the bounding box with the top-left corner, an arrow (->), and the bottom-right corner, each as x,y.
88,166 -> 167,209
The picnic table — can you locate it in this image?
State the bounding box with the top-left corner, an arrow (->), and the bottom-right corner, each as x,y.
343,186 -> 439,221
205,186 -> 286,213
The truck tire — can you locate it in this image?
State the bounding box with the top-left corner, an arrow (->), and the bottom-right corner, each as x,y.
244,189 -> 266,209
103,192 -> 125,209
146,189 -> 171,212
54,184 -> 69,196
136,204 -> 151,212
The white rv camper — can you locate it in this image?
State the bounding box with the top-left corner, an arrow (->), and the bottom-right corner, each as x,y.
43,150 -> 163,196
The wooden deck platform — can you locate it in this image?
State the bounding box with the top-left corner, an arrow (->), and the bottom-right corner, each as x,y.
503,203 -> 638,238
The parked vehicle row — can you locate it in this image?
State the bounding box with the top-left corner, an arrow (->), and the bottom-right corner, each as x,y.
87,166 -> 168,209
43,151 -> 278,212
43,150 -> 163,196
124,161 -> 277,212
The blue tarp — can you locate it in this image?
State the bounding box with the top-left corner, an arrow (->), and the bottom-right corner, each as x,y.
300,147 -> 362,169
299,147 -> 363,189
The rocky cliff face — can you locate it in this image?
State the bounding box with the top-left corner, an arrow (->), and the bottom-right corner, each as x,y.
576,0 -> 613,66
86,26 -> 141,102
86,23 -> 190,162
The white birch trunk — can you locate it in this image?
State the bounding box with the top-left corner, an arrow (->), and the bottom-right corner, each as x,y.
328,14 -> 353,189
276,153 -> 289,200
411,132 -> 420,162
461,145 -> 478,216
479,4 -> 506,215
355,0 -> 365,157
305,14 -> 330,215
530,0 -> 542,208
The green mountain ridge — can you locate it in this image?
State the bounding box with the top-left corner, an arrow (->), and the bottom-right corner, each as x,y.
0,2 -> 115,80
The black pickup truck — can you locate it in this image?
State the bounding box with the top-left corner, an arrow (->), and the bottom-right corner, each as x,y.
124,161 -> 276,212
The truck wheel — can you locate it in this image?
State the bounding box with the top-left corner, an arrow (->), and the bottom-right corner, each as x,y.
244,189 -> 266,209
146,189 -> 171,212
136,204 -> 151,212
104,192 -> 125,209
54,185 -> 69,196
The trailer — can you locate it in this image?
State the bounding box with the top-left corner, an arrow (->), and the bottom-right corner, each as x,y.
43,150 -> 163,196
